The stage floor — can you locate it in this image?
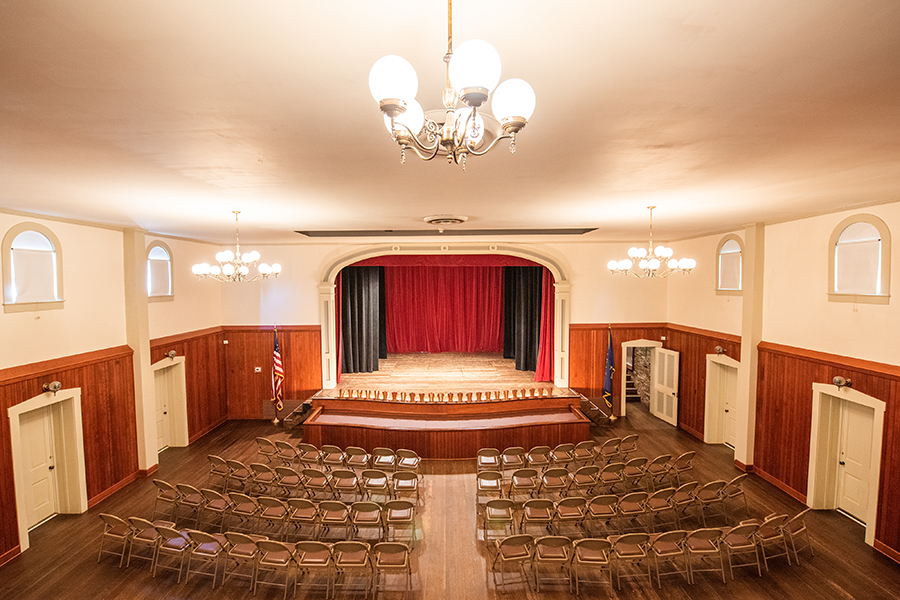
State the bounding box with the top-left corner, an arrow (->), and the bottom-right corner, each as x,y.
335,352 -> 561,394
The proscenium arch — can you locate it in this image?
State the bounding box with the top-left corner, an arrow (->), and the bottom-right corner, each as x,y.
317,243 -> 572,390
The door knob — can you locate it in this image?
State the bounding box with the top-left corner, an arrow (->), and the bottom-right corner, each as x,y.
725,409 -> 730,413
48,465 -> 54,470
839,460 -> 846,466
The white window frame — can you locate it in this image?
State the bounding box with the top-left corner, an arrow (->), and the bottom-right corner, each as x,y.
2,222 -> 65,313
146,240 -> 175,302
715,234 -> 743,296
828,214 -> 891,305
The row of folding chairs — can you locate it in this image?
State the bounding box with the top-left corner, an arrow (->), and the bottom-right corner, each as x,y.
490,509 -> 813,595
482,476 -> 749,540
338,386 -> 553,402
97,513 -> 412,599
205,459 -> 422,502
253,438 -> 422,475
151,480 -> 417,531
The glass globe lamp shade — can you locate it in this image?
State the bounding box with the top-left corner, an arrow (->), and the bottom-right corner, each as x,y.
491,78 -> 536,121
241,253 -> 253,263
384,99 -> 425,136
191,264 -> 202,275
249,250 -> 260,262
454,108 -> 485,144
449,39 -> 501,94
637,247 -> 648,258
258,263 -> 271,275
215,252 -> 225,262
664,247 -> 675,258
668,258 -> 679,269
369,55 -> 418,103
619,259 -> 633,270
679,258 -> 697,270
655,245 -> 667,257
607,260 -> 619,270
222,264 -> 235,276
627,247 -> 640,258
639,259 -> 649,269
239,265 -> 249,275
271,263 -> 282,274
210,265 -> 221,275
222,250 -> 235,262
648,258 -> 661,270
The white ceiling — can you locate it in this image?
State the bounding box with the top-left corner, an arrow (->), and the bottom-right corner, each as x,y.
1,0 -> 899,244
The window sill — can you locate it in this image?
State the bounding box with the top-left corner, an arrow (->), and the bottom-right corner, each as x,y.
3,300 -> 65,313
828,293 -> 890,305
715,289 -> 742,297
148,294 -> 175,303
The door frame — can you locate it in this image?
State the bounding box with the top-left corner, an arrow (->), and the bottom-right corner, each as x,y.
703,354 -> 740,444
150,356 -> 189,448
619,339 -> 661,417
807,382 -> 884,546
8,387 -> 88,552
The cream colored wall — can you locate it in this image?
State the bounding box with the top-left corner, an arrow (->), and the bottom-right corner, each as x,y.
0,214 -> 126,368
666,232 -> 743,336
763,202 -> 900,365
146,236 -> 223,339
546,241 -> 668,323
219,243 -> 333,326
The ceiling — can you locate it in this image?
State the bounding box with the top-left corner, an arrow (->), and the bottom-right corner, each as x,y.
1,0 -> 899,244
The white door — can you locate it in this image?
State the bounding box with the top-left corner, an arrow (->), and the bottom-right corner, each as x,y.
722,365 -> 739,448
652,348 -> 679,426
20,406 -> 58,528
837,400 -> 874,522
154,368 -> 171,451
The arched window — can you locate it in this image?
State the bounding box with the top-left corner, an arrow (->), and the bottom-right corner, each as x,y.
2,222 -> 65,312
716,234 -> 742,294
147,241 -> 174,300
828,214 -> 891,303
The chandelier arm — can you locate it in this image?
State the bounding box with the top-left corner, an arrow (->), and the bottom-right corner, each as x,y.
405,143 -> 443,162
466,132 -> 513,157
391,122 -> 441,156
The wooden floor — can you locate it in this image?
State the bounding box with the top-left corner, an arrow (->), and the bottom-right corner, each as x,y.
3,401 -> 900,600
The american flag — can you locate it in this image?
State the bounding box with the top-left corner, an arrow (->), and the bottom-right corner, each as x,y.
272,328 -> 284,411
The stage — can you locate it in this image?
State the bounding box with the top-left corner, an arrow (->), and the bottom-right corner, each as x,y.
304,353 -> 591,458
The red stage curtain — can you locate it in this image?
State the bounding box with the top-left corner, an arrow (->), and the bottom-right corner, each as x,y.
534,267 -> 555,382
385,266 -> 504,353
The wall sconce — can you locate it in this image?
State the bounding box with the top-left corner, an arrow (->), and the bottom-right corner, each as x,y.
833,376 -> 852,390
715,346 -> 726,355
166,350 -> 177,359
42,381 -> 62,395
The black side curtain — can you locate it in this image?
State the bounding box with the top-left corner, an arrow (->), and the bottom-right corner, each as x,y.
503,266 -> 543,371
341,266 -> 386,373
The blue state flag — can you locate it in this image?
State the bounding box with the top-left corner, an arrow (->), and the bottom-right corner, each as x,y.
602,327 -> 614,409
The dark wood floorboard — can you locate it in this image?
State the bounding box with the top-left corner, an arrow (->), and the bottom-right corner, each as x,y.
2,400 -> 899,600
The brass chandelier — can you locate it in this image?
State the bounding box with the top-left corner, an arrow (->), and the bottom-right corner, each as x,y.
368,0 -> 536,172
191,211 -> 282,283
608,206 -> 697,278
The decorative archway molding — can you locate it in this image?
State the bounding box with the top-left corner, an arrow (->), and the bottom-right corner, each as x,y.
808,382 -> 884,546
318,243 -> 572,390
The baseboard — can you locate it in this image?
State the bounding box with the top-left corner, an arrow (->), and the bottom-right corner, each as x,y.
680,423 -> 704,441
874,540 -> 900,565
188,417 -> 228,444
87,471 -> 139,508
0,545 -> 21,568
734,459 -> 753,472
752,467 -> 807,503
138,464 -> 158,477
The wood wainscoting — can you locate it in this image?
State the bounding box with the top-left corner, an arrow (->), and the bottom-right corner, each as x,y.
568,322 -> 740,439
0,345 -> 139,561
755,341 -> 900,561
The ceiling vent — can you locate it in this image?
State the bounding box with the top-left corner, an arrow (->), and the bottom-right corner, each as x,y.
424,215 -> 469,226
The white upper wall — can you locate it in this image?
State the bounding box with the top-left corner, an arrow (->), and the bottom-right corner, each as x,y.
763,202 -> 900,365
146,235 -> 223,339
0,214 -> 126,368
666,231 -> 743,336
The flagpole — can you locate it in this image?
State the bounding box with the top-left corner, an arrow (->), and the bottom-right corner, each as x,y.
272,324 -> 281,426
